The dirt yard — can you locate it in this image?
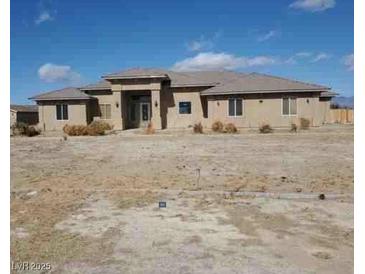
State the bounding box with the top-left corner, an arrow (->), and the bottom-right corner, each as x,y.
11,124 -> 353,273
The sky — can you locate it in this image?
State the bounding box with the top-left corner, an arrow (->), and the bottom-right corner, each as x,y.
11,0 -> 354,104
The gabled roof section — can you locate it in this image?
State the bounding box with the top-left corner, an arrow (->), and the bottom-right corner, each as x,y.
101,68 -> 226,87
201,72 -> 330,96
102,68 -> 169,80
80,80 -> 111,91
10,104 -> 38,112
29,87 -> 93,101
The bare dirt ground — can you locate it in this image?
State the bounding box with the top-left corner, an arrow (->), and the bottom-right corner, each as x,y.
11,124 -> 353,273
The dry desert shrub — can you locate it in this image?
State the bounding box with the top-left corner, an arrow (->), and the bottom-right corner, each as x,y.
212,121 -> 224,132
87,121 -> 113,136
145,122 -> 155,134
259,123 -> 273,134
11,122 -> 40,137
290,123 -> 298,132
63,123 -> 107,136
89,120 -> 113,131
300,118 -> 310,129
193,122 -> 203,134
225,123 -> 238,133
63,125 -> 89,136
25,126 -> 41,137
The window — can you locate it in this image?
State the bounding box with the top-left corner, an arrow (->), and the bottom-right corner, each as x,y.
179,102 -> 191,114
282,97 -> 297,115
100,104 -> 111,119
228,98 -> 243,116
56,104 -> 68,120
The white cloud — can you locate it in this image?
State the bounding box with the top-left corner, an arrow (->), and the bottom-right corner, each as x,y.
172,52 -> 276,72
289,0 -> 336,12
310,53 -> 331,62
38,63 -> 81,83
186,38 -> 214,52
257,30 -> 278,42
35,0 -> 56,25
343,54 -> 354,71
186,32 -> 221,52
295,52 -> 312,57
285,52 -> 312,64
35,11 -> 54,25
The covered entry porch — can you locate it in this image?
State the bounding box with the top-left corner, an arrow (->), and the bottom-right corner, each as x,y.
124,90 -> 152,129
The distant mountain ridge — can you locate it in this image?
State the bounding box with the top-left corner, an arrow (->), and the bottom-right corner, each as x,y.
331,96 -> 354,108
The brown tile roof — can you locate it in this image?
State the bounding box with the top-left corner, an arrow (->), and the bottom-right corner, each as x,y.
200,73 -> 330,96
30,69 -> 334,100
29,87 -> 93,101
79,80 -> 111,91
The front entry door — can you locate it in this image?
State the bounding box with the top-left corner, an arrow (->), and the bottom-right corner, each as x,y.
140,102 -> 150,127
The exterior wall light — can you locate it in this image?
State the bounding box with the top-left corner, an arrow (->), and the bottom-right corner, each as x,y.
259,100 -> 263,103
116,102 -> 119,108
155,100 -> 158,107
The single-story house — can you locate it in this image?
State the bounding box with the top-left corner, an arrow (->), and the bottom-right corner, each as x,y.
10,104 -> 39,127
29,68 -> 337,131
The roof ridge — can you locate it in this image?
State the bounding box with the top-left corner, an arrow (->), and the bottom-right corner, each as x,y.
249,72 -> 330,89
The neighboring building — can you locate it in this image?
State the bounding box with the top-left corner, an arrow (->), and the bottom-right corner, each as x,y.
10,104 -> 39,127
29,68 -> 337,131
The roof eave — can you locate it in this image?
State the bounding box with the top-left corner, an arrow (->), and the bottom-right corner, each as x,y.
79,87 -> 111,91
29,97 -> 93,101
201,89 -> 329,96
171,83 -> 218,88
101,75 -> 169,80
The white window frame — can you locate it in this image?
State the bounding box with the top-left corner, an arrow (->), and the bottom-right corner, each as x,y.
99,104 -> 112,120
56,104 -> 69,121
281,97 -> 297,116
228,98 -> 244,117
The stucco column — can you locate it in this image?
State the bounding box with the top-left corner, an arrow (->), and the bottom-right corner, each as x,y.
111,84 -> 124,130
151,89 -> 162,130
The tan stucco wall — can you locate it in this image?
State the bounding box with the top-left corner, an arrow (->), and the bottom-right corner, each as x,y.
38,101 -> 88,131
162,87 -> 208,128
205,93 -> 326,128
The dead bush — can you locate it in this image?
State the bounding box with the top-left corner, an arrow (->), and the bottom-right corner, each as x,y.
25,126 -> 41,137
259,124 -> 273,134
145,122 -> 155,134
212,121 -> 224,132
193,122 -> 203,134
63,125 -> 89,136
87,121 -> 111,136
11,122 -> 28,135
63,122 -> 109,136
300,118 -> 310,130
89,120 -> 113,131
11,122 -> 40,137
225,123 -> 238,133
290,123 -> 297,132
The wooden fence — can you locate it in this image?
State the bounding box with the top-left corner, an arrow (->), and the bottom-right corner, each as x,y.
327,109 -> 354,124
